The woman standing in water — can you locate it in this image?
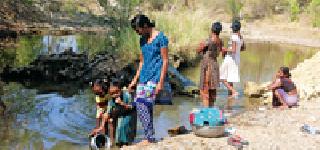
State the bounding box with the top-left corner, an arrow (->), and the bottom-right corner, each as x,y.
197,22 -> 223,107
220,20 -> 244,98
128,14 -> 169,145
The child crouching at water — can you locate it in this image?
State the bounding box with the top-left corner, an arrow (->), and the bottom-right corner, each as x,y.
91,79 -> 136,146
92,79 -> 109,129
267,67 -> 298,108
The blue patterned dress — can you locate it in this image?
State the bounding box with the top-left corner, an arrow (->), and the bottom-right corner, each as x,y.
135,31 -> 169,142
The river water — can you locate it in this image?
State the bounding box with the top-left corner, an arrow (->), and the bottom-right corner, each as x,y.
0,34 -> 318,149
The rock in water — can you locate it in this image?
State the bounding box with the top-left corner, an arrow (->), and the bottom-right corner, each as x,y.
244,81 -> 271,98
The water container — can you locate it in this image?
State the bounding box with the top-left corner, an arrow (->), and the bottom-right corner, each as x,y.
190,108 -> 226,127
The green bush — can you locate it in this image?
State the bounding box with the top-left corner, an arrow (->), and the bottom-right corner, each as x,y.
227,0 -> 243,20
15,36 -> 42,67
309,0 -> 320,27
289,0 -> 300,21
113,9 -> 212,61
117,27 -> 140,62
61,0 -> 77,16
21,0 -> 33,6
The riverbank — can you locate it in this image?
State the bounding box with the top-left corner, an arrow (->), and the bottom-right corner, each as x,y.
233,21 -> 320,48
218,16 -> 320,48
122,49 -> 320,149
122,97 -> 320,150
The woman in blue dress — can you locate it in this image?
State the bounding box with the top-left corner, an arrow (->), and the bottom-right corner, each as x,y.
128,14 -> 169,145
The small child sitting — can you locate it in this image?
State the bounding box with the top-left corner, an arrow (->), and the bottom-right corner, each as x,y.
91,79 -> 133,146
92,79 -> 109,129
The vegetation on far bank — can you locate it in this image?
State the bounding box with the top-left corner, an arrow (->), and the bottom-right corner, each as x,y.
115,0 -> 320,62
1,0 -> 319,64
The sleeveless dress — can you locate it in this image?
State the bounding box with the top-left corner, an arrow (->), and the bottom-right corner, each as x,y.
220,34 -> 242,82
199,38 -> 222,90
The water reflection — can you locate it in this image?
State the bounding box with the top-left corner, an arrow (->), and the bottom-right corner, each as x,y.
14,36 -> 42,67
0,83 -> 95,149
0,33 -> 110,69
42,35 -> 78,54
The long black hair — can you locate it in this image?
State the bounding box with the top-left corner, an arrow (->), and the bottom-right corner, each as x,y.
131,14 -> 155,29
280,66 -> 291,78
211,22 -> 222,35
92,79 -> 108,95
231,20 -> 241,33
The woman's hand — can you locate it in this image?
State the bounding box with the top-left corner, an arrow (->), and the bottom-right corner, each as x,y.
128,53 -> 143,92
125,105 -> 133,109
115,97 -> 122,104
197,41 -> 206,53
219,47 -> 226,57
155,82 -> 164,95
221,47 -> 226,52
128,81 -> 136,92
91,127 -> 103,136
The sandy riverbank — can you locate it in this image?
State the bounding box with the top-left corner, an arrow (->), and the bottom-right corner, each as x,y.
122,39 -> 320,149
220,21 -> 320,48
121,97 -> 320,150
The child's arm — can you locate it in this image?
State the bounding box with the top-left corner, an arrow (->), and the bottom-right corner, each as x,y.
115,97 -> 132,109
91,113 -> 109,135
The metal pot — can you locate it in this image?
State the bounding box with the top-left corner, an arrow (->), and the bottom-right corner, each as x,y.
192,125 -> 225,138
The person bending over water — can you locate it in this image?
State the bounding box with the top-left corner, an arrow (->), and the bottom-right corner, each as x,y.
197,22 -> 223,107
92,79 -> 109,129
267,67 -> 298,108
91,80 -> 135,146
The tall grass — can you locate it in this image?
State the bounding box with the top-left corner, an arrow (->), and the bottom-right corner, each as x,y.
309,0 -> 320,27
148,10 -> 212,60
117,27 -> 140,62
21,0 -> 33,5
227,0 -> 243,20
114,0 -> 320,63
289,0 -> 300,21
115,8 -> 213,62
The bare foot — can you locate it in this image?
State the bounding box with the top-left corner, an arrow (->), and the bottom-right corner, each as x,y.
137,140 -> 151,146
